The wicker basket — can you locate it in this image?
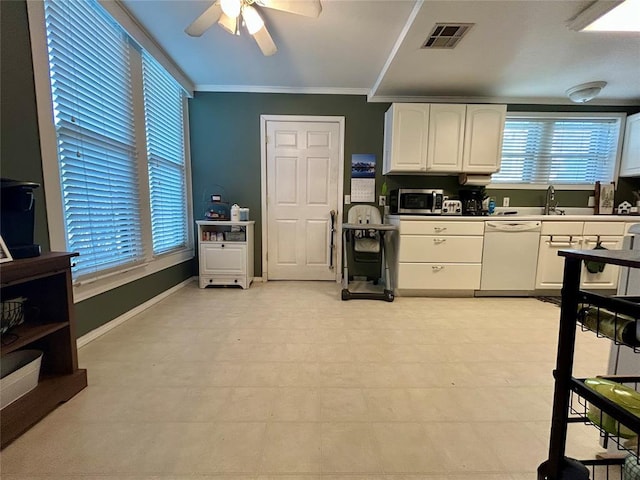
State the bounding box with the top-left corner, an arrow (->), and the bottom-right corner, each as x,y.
1,297 -> 27,335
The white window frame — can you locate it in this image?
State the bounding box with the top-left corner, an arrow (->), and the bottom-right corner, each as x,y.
27,0 -> 195,302
488,111 -> 627,190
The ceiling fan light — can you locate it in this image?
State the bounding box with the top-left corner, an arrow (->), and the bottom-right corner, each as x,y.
243,5 -> 264,35
566,81 -> 607,103
220,0 -> 241,19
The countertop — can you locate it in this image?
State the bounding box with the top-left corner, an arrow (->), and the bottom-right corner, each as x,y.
386,214 -> 640,222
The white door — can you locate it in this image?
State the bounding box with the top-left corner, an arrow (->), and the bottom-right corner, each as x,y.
265,119 -> 341,280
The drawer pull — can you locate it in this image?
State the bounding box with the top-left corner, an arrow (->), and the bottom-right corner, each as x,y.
433,238 -> 446,244
434,227 -> 447,233
432,265 -> 444,272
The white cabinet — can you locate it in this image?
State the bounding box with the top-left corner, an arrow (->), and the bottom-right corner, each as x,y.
426,104 -> 466,172
535,221 -> 624,291
395,220 -> 483,293
383,103 -> 506,174
382,103 -> 429,174
462,104 -> 507,174
196,220 -> 254,289
619,112 -> 640,177
536,221 -> 584,290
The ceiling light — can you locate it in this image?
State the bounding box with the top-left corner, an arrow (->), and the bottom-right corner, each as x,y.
584,0 -> 640,31
566,81 -> 608,103
221,0 -> 241,19
242,5 -> 264,35
567,0 -> 640,32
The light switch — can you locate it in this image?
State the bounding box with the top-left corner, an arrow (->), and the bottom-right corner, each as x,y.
503,197 -> 510,207
345,195 -> 351,205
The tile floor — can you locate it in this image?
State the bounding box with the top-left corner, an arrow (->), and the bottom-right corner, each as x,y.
0,281 -> 617,479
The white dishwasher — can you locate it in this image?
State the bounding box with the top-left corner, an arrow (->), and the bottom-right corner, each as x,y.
480,220 -> 542,291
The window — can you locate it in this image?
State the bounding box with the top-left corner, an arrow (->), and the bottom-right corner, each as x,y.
491,114 -> 623,186
40,0 -> 191,284
142,52 -> 188,255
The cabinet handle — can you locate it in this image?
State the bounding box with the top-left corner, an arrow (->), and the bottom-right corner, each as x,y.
434,227 -> 447,232
433,238 -> 446,244
432,265 -> 444,272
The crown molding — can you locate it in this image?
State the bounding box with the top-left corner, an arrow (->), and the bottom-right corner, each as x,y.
195,85 -> 369,95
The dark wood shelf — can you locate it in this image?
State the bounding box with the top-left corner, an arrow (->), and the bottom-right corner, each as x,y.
0,370 -> 87,449
1,252 -> 86,450
1,322 -> 69,355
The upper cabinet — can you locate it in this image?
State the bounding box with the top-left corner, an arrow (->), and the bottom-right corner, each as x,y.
383,103 -> 430,173
383,103 -> 506,175
619,112 -> 640,177
461,104 -> 507,174
426,104 -> 466,172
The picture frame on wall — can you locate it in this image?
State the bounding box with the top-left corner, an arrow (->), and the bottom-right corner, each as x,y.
0,236 -> 13,263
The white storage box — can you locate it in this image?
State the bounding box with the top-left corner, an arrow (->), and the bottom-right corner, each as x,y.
1,349 -> 43,408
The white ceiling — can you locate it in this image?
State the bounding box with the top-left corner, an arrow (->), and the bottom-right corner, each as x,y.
121,0 -> 640,105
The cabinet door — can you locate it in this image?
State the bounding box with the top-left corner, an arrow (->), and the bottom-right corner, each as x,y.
462,104 -> 507,174
580,236 -> 623,289
383,103 -> 429,174
535,235 -> 582,289
200,244 -> 246,275
619,112 -> 640,177
426,104 -> 466,172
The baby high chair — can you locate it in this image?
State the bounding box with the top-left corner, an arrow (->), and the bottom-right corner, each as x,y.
341,205 -> 396,302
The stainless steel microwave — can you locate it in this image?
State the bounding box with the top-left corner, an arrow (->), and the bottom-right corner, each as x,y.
389,188 -> 444,215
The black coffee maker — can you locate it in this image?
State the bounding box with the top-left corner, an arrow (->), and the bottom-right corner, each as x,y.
458,187 -> 486,216
1,178 -> 41,258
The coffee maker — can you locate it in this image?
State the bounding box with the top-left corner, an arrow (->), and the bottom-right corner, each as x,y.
458,187 -> 486,216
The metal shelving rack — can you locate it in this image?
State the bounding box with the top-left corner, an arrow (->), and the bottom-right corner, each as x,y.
538,249 -> 640,480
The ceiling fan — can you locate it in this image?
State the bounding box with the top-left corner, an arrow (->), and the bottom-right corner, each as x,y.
185,0 -> 322,56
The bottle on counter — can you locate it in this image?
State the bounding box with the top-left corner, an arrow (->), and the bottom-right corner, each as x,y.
230,204 -> 240,222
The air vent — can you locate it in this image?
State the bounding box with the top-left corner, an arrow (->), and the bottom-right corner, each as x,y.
422,23 -> 474,49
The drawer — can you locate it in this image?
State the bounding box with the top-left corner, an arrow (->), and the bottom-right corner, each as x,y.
200,275 -> 247,288
200,243 -> 246,275
583,221 -> 625,236
400,221 -> 484,236
541,221 -> 584,236
399,235 -> 483,263
397,263 -> 481,290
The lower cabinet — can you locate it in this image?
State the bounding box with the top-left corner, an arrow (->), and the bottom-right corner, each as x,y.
395,220 -> 483,293
398,263 -> 481,290
196,221 -> 254,289
535,221 -> 625,291
535,235 -> 583,290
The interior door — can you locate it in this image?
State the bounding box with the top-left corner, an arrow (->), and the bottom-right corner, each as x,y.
266,120 -> 340,280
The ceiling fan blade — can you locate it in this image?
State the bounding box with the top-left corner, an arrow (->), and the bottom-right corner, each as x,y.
185,2 -> 223,37
253,26 -> 277,56
258,0 -> 322,18
218,12 -> 237,35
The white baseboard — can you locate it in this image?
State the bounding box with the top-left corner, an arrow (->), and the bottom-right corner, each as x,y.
76,276 -> 196,349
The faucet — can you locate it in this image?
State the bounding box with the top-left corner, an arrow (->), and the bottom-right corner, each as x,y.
544,185 -> 557,215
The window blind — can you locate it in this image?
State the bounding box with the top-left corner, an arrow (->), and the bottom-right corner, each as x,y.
44,0 -> 143,277
492,117 -> 621,185
142,52 -> 188,254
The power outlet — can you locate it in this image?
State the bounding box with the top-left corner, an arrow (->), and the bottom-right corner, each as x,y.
379,195 -> 386,207
503,197 -> 510,207
344,195 -> 351,205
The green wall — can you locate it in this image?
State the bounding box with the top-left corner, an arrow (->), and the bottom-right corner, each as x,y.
188,93 -> 391,276
189,94 -> 640,277
0,0 -> 195,338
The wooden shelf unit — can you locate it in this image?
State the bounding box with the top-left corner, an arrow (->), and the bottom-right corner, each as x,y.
1,252 -> 87,449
